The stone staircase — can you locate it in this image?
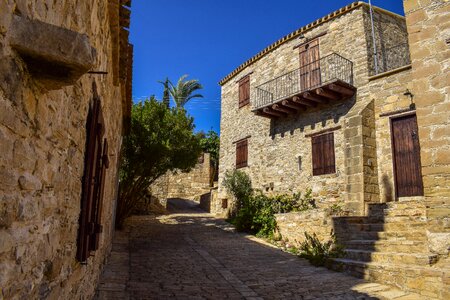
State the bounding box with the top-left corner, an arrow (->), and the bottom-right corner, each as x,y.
329,201 -> 449,299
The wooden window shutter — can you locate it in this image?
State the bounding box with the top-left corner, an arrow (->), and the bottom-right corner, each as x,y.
77,83 -> 107,263
311,132 -> 335,176
238,76 -> 250,108
90,138 -> 109,251
236,139 -> 248,169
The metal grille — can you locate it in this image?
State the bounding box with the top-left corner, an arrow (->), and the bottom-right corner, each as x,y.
254,53 -> 353,110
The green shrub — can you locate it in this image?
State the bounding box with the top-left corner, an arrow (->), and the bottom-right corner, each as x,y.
298,231 -> 344,266
222,169 -> 253,215
329,201 -> 345,216
223,170 -> 316,239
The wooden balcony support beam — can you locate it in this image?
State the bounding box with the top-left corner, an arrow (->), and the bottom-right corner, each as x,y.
329,83 -> 355,97
315,88 -> 340,101
292,96 -> 316,107
272,104 -> 296,114
263,107 -> 286,118
302,92 -> 327,104
281,100 -> 306,111
255,110 -> 275,119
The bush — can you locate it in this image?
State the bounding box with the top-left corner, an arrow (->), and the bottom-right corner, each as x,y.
223,169 -> 316,239
222,169 -> 253,214
116,97 -> 202,229
298,231 -> 344,266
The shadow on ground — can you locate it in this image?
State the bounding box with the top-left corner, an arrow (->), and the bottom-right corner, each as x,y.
96,198 -> 419,300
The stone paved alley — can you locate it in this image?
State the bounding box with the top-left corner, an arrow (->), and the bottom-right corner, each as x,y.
95,199 -> 424,300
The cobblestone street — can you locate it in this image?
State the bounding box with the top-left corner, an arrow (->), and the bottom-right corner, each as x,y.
96,200 -> 423,300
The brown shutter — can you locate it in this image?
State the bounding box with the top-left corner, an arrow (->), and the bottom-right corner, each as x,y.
77,83 -> 106,262
239,76 -> 250,108
236,139 -> 248,169
312,132 -> 335,176
91,138 -> 109,250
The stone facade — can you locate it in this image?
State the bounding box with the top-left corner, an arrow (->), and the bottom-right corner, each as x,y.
218,1 -> 449,297
403,0 -> 450,244
0,1 -> 132,299
218,2 -> 408,214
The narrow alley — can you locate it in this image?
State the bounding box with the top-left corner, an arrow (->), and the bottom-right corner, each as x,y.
95,199 -> 422,300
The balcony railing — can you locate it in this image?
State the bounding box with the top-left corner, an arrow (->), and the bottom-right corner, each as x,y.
369,43 -> 411,75
254,53 -> 354,111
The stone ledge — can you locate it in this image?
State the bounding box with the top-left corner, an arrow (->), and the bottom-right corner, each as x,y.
368,65 -> 412,81
9,14 -> 96,88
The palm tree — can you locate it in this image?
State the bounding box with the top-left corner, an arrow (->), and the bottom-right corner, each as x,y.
158,77 -> 171,108
169,74 -> 203,108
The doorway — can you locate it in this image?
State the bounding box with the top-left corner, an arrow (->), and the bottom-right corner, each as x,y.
391,114 -> 424,198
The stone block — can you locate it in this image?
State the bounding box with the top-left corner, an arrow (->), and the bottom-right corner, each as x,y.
426,231 -> 450,255
9,15 -> 96,88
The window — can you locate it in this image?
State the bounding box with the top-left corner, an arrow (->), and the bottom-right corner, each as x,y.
311,132 -> 335,176
77,83 -> 109,263
238,76 -> 250,108
236,138 -> 248,169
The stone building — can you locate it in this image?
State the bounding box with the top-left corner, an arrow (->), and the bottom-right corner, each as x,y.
218,1 -> 449,298
0,1 -> 132,299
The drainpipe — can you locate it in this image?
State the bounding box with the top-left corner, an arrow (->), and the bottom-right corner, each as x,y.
368,0 -> 379,74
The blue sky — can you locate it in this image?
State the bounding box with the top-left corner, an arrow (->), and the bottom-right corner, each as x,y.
129,0 -> 405,134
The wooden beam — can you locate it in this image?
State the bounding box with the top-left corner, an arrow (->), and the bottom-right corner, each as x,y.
121,0 -> 132,7
255,110 -> 275,119
263,107 -> 286,118
302,92 -> 327,104
120,6 -> 131,28
272,104 -> 295,114
305,125 -> 342,138
292,96 -> 316,107
315,88 -> 340,100
281,100 -> 306,111
329,83 -> 355,97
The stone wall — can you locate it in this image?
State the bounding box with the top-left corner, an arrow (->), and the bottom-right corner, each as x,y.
275,210 -> 335,246
166,153 -> 212,201
137,153 -> 213,212
403,0 -> 450,250
218,4 -> 408,215
0,1 -> 131,299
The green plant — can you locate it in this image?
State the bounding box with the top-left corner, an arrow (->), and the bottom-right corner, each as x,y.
223,171 -> 318,239
298,231 -> 344,266
329,201 -> 345,216
199,130 -> 220,186
116,97 -> 202,229
168,74 -> 203,108
222,169 -> 253,214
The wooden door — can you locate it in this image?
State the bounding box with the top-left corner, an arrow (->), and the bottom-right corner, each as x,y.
299,39 -> 321,90
391,114 -> 424,197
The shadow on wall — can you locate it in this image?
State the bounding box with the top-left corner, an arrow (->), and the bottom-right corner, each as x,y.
381,174 -> 394,202
269,95 -> 356,138
331,202 -> 386,278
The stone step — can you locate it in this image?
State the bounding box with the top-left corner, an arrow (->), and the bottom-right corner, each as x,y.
328,258 -> 448,299
336,230 -> 427,241
343,249 -> 438,266
337,221 -> 427,232
342,239 -> 428,253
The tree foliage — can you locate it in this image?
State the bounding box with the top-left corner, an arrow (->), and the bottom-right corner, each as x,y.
116,97 -> 202,228
199,130 -> 220,185
158,77 -> 171,108
169,74 -> 203,108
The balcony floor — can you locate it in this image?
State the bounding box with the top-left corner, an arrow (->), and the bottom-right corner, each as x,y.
252,79 -> 356,119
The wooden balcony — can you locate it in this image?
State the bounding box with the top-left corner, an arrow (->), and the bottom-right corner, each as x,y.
252,53 -> 356,118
